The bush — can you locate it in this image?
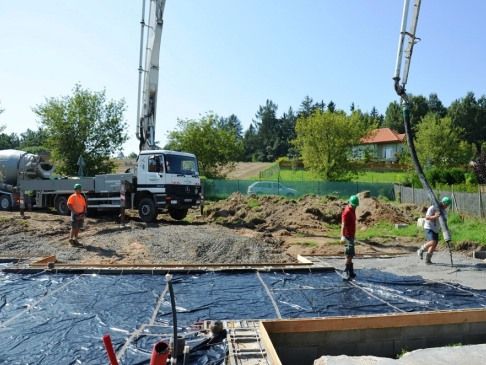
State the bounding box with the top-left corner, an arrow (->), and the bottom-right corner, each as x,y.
402,171 -> 422,188
464,172 -> 478,185
424,167 -> 466,186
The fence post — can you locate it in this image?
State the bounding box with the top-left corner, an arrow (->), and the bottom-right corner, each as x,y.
451,185 -> 455,214
412,183 -> 415,205
479,185 -> 483,218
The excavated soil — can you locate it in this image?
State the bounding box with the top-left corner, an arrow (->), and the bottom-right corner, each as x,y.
0,192 -> 425,265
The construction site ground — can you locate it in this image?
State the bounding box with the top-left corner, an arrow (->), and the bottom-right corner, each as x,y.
1,192 -> 486,365
0,193 -> 428,265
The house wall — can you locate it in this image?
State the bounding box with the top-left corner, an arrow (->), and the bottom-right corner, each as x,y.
354,142 -> 404,162
376,142 -> 404,162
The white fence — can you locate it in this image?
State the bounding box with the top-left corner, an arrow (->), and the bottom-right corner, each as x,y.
394,184 -> 485,218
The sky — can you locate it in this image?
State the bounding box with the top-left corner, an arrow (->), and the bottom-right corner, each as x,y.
1,0 -> 485,155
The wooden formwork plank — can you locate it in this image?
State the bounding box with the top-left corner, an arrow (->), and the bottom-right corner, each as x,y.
261,309 -> 486,334
259,321 -> 282,365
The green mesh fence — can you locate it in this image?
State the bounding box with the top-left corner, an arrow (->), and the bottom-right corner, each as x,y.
202,179 -> 395,200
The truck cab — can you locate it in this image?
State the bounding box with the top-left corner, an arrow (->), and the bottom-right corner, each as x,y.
136,150 -> 201,222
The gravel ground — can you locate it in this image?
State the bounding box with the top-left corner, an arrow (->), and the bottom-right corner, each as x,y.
0,211 -> 293,264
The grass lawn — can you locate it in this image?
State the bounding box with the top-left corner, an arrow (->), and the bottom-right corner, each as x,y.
352,171 -> 407,184
326,212 -> 486,248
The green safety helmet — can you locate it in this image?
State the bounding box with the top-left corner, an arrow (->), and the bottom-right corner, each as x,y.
441,196 -> 452,206
348,195 -> 359,207
74,183 -> 82,190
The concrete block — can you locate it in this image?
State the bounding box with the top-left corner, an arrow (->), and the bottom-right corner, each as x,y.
473,250 -> 486,259
279,345 -> 318,365
357,339 -> 396,358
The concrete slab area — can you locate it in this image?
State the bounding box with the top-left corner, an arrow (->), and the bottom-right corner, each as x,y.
307,250 -> 486,290
300,251 -> 486,365
314,343 -> 486,365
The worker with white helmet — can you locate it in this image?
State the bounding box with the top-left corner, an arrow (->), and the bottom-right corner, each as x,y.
417,196 -> 452,264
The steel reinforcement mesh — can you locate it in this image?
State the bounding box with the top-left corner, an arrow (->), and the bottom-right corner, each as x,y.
1,268 -> 485,364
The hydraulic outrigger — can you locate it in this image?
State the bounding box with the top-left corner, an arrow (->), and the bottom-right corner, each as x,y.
393,0 -> 453,266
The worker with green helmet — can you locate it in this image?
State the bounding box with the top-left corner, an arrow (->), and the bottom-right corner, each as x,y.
341,194 -> 359,280
417,196 -> 452,264
67,183 -> 87,245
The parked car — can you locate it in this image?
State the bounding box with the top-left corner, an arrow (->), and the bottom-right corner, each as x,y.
247,181 -> 297,197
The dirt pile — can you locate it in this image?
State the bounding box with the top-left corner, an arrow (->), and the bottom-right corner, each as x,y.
204,192 -> 419,232
355,191 -> 418,226
0,193 -> 423,265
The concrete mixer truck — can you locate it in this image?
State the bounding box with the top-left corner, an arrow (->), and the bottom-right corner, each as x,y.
0,0 -> 202,222
0,148 -> 201,222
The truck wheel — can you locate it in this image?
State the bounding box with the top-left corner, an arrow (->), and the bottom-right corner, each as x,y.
0,195 -> 11,211
169,208 -> 188,221
54,195 -> 70,216
138,197 -> 157,223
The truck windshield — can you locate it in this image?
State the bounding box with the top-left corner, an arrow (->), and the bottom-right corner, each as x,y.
164,154 -> 198,176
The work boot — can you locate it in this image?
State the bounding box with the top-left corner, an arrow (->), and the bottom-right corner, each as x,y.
349,263 -> 356,279
69,238 -> 75,246
343,263 -> 352,280
417,246 -> 425,260
425,253 -> 433,264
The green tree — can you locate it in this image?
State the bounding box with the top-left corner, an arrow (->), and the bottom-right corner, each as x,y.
427,93 -> 447,117
243,124 -> 259,161
165,113 -> 243,178
327,100 -> 336,113
384,101 -> 404,132
34,84 -> 127,176
297,96 -> 326,119
415,114 -> 472,168
448,92 -> 486,156
245,100 -> 296,162
409,94 -> 429,125
19,128 -> 49,154
384,95 -> 429,133
217,114 -> 243,138
0,132 -> 20,150
294,110 -> 368,180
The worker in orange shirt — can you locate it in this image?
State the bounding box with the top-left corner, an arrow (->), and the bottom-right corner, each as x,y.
67,183 -> 87,245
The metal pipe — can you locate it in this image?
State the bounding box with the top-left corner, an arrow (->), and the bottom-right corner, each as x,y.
136,0 -> 147,143
166,273 -> 178,364
393,0 -> 411,82
102,334 -> 120,365
401,0 -> 422,87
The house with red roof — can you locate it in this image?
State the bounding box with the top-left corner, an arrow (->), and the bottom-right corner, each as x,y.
353,128 -> 406,162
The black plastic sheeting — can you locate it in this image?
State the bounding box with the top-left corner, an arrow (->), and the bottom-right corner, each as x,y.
0,268 -> 486,364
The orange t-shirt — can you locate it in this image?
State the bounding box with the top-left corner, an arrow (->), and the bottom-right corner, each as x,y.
67,193 -> 87,214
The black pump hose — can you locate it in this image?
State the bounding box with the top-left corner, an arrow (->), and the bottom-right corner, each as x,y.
397,89 -> 453,267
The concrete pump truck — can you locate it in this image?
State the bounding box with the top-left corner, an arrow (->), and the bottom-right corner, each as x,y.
0,0 -> 202,222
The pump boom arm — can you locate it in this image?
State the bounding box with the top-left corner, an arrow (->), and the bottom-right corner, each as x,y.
136,0 -> 166,151
393,0 -> 454,266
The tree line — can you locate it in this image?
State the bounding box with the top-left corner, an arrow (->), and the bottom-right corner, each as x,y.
167,92 -> 486,180
1,85 -> 485,181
